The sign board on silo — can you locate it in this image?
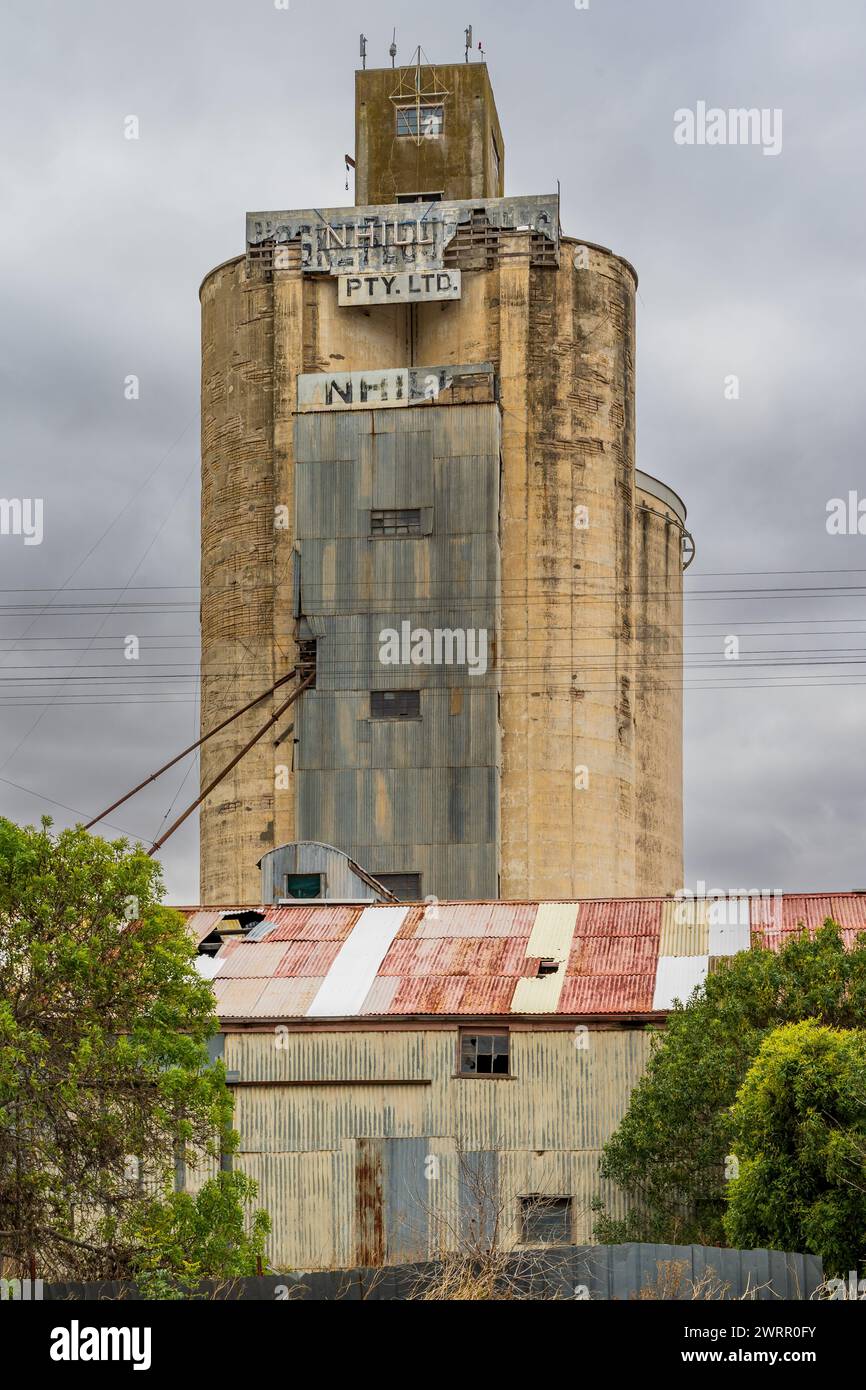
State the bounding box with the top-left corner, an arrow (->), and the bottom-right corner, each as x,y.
296,362 -> 496,412
246,194 -> 560,276
338,269 -> 460,306
298,369 -> 409,411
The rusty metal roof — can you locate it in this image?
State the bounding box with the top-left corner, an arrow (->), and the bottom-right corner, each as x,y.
185,909 -> 225,944
181,895 -> 866,1023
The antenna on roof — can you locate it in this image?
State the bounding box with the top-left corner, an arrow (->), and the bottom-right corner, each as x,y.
464,25 -> 472,62
389,29 -> 397,68
359,33 -> 367,70
477,39 -> 485,60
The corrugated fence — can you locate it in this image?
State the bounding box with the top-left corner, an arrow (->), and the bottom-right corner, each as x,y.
38,1243 -> 823,1301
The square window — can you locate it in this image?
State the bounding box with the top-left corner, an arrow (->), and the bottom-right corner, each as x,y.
520,1196 -> 573,1246
284,873 -> 322,899
297,638 -> 317,688
371,508 -> 422,537
373,872 -> 422,901
370,690 -> 421,720
459,1030 -> 509,1076
396,104 -> 444,138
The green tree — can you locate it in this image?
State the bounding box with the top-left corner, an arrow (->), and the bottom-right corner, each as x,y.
0,817 -> 265,1283
596,921 -> 866,1245
128,1172 -> 270,1298
724,1020 -> 866,1273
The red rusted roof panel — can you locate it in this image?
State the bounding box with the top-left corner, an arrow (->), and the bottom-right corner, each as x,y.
413,902 -> 538,938
249,977 -> 326,1017
574,899 -> 663,936
388,976 -> 470,1014
458,976 -> 517,1014
380,935 -> 530,977
567,934 -> 660,977
211,977 -> 269,1018
393,904 -> 432,939
774,893 -> 866,933
273,939 -> 345,977
557,973 -> 656,1014
261,905 -> 363,940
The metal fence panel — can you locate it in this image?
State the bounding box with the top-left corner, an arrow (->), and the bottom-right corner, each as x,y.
40,1242 -> 824,1301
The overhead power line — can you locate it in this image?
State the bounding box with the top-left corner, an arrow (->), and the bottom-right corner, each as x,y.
148,671 -> 315,855
83,666 -> 302,832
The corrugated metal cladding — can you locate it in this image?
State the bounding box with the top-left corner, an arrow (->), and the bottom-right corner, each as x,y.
180,894 -> 866,1272
259,841 -> 378,903
293,401 -> 502,901
196,893 -> 866,1023
194,1029 -> 654,1269
660,898 -> 710,956
652,956 -> 708,1011
511,903 -> 578,1014
185,910 -> 225,944
306,906 -> 407,1017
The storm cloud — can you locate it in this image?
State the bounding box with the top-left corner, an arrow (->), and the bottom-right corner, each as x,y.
1,0 -> 864,900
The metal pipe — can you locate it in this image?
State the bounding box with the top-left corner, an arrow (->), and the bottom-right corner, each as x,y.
148,671 -> 315,855
83,668 -> 298,830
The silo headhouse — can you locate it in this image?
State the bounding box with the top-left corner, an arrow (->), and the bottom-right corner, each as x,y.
199,50 -> 689,905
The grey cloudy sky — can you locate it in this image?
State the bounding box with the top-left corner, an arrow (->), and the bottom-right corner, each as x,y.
1,0 -> 864,902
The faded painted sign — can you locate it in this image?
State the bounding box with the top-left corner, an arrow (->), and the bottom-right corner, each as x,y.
298,369 -> 410,411
297,363 -> 493,412
247,194 -> 559,275
338,269 -> 461,306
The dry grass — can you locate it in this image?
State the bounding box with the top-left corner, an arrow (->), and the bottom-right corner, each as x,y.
633,1259 -> 774,1301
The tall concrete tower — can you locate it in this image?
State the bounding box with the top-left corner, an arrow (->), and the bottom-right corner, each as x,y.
199,54 -> 688,905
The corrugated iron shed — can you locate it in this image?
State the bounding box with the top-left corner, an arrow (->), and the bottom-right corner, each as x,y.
179,894 -> 866,1023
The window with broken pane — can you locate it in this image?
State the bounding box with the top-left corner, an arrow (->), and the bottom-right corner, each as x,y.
520,1195 -> 573,1245
459,1030 -> 509,1076
370,508 -> 422,537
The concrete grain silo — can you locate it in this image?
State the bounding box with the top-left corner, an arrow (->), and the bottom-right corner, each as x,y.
198,54 -> 689,905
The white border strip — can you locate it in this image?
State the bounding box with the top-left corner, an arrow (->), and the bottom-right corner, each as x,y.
306,906 -> 408,1017
653,955 -> 708,1011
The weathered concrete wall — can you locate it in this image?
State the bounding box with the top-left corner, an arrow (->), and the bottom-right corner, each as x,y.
497,239 -> 637,898
355,62 -> 504,205
199,235 -> 684,902
634,482 -> 685,896
200,257 -> 277,903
